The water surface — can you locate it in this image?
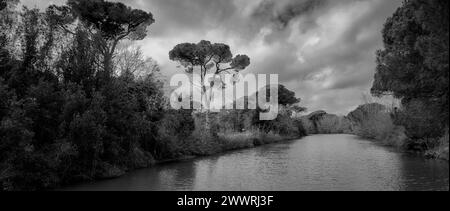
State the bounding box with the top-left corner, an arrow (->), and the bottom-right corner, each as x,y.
65,135 -> 449,191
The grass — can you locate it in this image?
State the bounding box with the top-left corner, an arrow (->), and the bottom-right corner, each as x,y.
178,127 -> 288,157
217,131 -> 256,150
217,129 -> 286,151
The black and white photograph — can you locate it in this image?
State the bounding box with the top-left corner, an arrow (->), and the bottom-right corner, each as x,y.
0,0 -> 448,197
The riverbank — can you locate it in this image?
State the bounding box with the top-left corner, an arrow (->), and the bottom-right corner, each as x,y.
299,104 -> 450,162
155,132 -> 298,165
64,131 -> 302,189
351,118 -> 449,162
350,125 -> 449,161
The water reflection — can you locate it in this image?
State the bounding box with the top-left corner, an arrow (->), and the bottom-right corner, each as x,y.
398,156 -> 449,191
65,135 -> 449,191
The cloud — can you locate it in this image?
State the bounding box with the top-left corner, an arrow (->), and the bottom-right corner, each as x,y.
251,0 -> 327,30
23,0 -> 402,115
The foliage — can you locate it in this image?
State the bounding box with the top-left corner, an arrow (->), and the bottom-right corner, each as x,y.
67,0 -> 154,41
169,40 -> 250,106
372,0 -> 449,136
0,0 -> 6,10
114,46 -> 160,78
268,84 -> 300,106
216,84 -> 307,138
153,109 -> 195,159
424,130 -> 449,160
0,0 -> 162,190
393,99 -> 444,139
50,0 -> 155,80
169,40 -> 250,75
347,103 -> 393,139
300,111 -> 351,135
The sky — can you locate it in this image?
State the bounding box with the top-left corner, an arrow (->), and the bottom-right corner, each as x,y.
23,0 -> 402,115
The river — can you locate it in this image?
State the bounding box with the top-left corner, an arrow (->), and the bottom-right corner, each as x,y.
64,134 -> 449,191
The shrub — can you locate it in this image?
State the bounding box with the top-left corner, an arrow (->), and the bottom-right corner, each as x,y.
299,111 -> 350,135
395,99 -> 446,139
357,111 -> 394,140
315,115 -> 351,134
255,107 -> 303,137
422,130 -> 449,160
348,103 -> 395,140
380,126 -> 409,148
154,109 -> 195,159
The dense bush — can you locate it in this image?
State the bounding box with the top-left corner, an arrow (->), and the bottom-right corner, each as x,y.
394,99 -> 445,139
299,111 -> 351,135
355,111 -> 394,140
154,109 -> 195,159
347,103 -> 395,140
348,102 -> 449,155
256,108 -> 302,137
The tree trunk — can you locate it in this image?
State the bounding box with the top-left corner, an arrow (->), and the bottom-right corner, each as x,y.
201,86 -> 211,131
205,110 -> 210,131
103,53 -> 113,79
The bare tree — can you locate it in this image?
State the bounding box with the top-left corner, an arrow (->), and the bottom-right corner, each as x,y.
114,45 -> 160,79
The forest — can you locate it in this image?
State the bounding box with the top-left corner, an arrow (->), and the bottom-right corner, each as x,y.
0,0 -> 448,191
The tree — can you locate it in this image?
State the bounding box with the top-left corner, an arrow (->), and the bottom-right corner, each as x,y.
371,0 -> 449,126
0,0 -> 6,10
57,28 -> 100,94
114,46 -> 160,79
274,84 -> 300,106
1,0 -> 19,61
0,0 -> 19,30
169,40 -> 250,130
50,0 -> 155,79
0,0 -> 18,11
258,84 -> 304,113
169,40 -> 250,89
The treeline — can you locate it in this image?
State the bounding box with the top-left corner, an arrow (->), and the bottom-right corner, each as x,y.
352,0 -> 449,159
0,0 -> 306,190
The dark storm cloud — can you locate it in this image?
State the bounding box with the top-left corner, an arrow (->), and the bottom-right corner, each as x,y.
23,0 -> 402,114
251,0 -> 327,30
